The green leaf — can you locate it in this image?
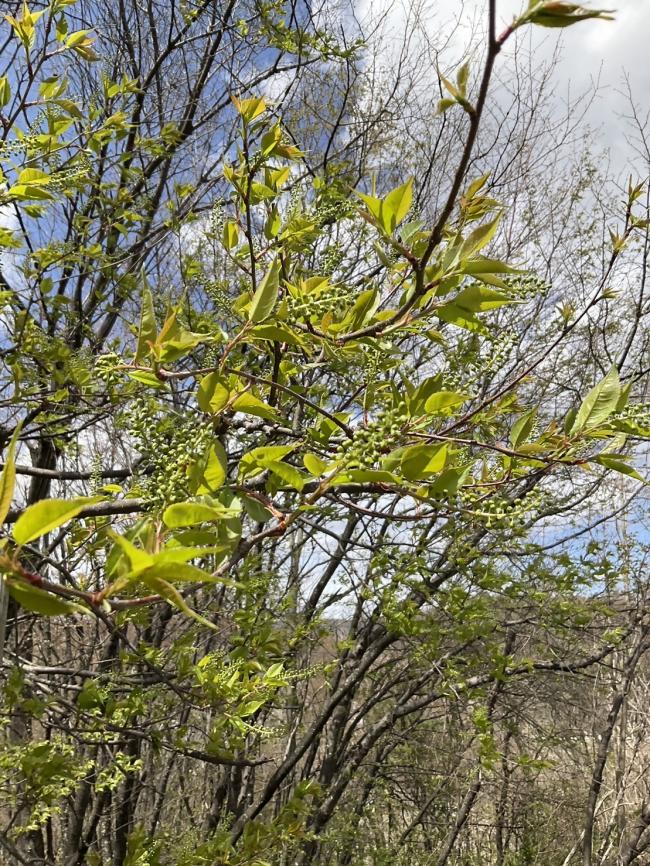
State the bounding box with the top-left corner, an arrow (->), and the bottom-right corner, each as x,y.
141,561 -> 229,584
451,284 -> 512,313
342,288 -> 378,331
266,460 -> 306,491
163,501 -> 240,528
249,258 -> 281,323
592,454 -> 644,482
510,409 -> 537,448
232,392 -> 282,422
135,280 -> 157,364
437,283 -> 513,330
13,497 -> 102,545
428,465 -> 472,497
197,372 -> 230,414
407,376 -> 441,416
570,366 -> 620,434
140,574 -> 217,630
456,60 -> 470,93
424,392 -> 469,414
223,220 -> 239,250
356,190 -> 383,222
524,2 -> 614,28
439,73 -> 460,99
0,425 -> 21,525
357,180 -> 413,234
240,445 -> 296,478
155,546 -> 232,565
239,699 -> 265,717
193,442 -> 227,493
437,98 -> 457,114
400,444 -> 448,480
232,95 -> 266,123
460,214 -> 502,259
156,324 -> 207,363
5,577 -> 88,616
304,453 -> 328,476
127,370 -> 165,388
435,304 -> 482,331
461,257 -> 519,275
0,75 -> 10,108
616,381 -> 632,413
109,533 -> 153,574
8,183 -> 54,202
250,324 -> 304,346
382,178 -> 413,232
18,168 -> 50,185
241,494 -> 273,523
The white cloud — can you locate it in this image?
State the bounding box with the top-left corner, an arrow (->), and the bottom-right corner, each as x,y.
348,0 -> 649,173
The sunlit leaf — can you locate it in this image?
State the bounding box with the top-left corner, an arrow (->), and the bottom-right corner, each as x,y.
13,497 -> 102,545
249,257 -> 281,323
570,366 -> 620,434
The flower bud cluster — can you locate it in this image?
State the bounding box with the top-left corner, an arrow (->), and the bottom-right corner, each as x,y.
286,284 -> 352,322
210,199 -> 225,236
200,277 -> 233,316
502,273 -> 550,301
336,403 -> 409,469
95,354 -> 122,388
359,342 -> 397,382
89,453 -> 103,493
128,401 -> 212,507
0,128 -> 42,159
288,183 -> 305,220
445,329 -> 516,391
314,196 -> 355,228
460,485 -> 546,529
609,401 -> 650,429
47,158 -> 92,193
320,242 -> 345,277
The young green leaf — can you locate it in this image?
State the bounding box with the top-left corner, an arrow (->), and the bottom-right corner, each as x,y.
0,75 -> 10,108
266,460 -> 306,491
0,425 -> 21,525
232,392 -> 282,422
304,453 -> 328,476
197,372 -> 230,415
13,497 -> 102,545
383,178 -> 413,233
135,279 -> 157,363
241,494 -> 273,523
570,366 -> 620,434
456,61 -> 470,93
510,409 -> 537,448
223,220 -> 239,250
592,454 -> 644,482
193,443 -> 227,493
400,443 -> 448,480
140,574 -> 217,630
424,392 -> 469,414
460,214 -> 502,259
523,2 -> 614,28
249,258 -> 281,323
163,502 -> 238,528
232,95 -> 266,123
